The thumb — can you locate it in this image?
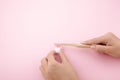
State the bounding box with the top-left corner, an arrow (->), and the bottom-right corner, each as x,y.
91,45 -> 110,54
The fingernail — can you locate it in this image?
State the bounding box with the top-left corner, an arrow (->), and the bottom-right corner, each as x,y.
91,45 -> 96,49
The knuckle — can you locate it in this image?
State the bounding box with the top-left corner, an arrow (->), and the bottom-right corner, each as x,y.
47,52 -> 54,58
48,51 -> 54,56
107,32 -> 113,35
50,62 -> 57,67
47,63 -> 58,74
104,32 -> 115,40
104,47 -> 109,53
106,32 -> 114,37
104,47 -> 112,54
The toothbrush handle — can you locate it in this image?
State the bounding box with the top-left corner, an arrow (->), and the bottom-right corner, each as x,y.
57,43 -> 91,48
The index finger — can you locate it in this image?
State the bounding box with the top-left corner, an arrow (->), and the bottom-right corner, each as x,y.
46,51 -> 56,62
82,35 -> 108,45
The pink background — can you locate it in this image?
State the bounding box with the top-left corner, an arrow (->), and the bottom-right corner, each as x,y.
0,0 -> 120,80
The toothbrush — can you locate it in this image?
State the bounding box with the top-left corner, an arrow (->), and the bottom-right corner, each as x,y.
55,43 -> 91,48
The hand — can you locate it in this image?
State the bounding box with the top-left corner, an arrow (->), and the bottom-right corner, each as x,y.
82,32 -> 120,57
40,51 -> 79,80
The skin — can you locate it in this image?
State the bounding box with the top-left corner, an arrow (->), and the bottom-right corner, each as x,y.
82,32 -> 120,57
40,51 -> 79,80
40,32 -> 120,80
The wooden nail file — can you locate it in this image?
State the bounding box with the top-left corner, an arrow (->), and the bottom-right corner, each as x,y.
56,43 -> 91,48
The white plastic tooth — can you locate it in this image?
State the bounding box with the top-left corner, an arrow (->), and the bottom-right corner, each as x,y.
54,47 -> 61,53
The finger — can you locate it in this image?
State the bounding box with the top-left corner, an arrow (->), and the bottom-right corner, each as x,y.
81,35 -> 108,45
47,51 -> 69,64
54,47 -> 69,63
40,66 -> 47,80
41,58 -> 48,70
46,51 -> 57,63
91,45 -> 112,54
81,32 -> 118,45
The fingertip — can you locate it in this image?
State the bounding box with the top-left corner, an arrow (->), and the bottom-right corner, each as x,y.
81,40 -> 92,45
90,45 -> 96,49
81,41 -> 88,44
47,51 -> 55,57
46,51 -> 55,61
